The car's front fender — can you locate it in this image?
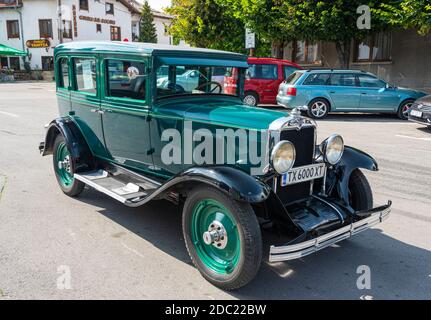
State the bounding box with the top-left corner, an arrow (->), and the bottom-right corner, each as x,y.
170,166 -> 271,203
326,146 -> 378,205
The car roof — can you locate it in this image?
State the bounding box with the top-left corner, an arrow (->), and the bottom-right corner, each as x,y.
247,57 -> 300,66
306,69 -> 369,74
55,41 -> 247,61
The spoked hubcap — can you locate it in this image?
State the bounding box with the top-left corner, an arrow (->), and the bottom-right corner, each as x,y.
56,142 -> 74,187
311,101 -> 327,117
191,199 -> 240,274
402,102 -> 413,118
244,95 -> 256,106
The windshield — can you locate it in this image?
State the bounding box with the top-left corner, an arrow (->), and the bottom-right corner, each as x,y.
156,65 -> 240,99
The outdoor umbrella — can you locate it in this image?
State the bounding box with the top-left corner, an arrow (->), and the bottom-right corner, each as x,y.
0,44 -> 26,56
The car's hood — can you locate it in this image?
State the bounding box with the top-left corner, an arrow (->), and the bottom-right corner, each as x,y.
395,87 -> 427,97
155,99 -> 287,130
415,94 -> 431,106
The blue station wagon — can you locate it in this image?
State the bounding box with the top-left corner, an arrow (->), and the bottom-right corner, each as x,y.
277,69 -> 427,119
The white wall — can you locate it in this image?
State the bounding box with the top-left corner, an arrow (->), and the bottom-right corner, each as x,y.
153,15 -> 172,45
0,0 -> 134,70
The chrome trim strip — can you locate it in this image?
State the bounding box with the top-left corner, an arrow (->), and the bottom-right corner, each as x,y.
269,203 -> 391,262
74,173 -> 128,204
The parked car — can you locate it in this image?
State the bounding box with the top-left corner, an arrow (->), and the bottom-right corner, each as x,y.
277,69 -> 427,119
40,42 -> 391,290
408,95 -> 431,128
224,57 -> 302,106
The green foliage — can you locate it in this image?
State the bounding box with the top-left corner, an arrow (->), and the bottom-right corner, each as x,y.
166,0 -> 271,56
375,0 -> 431,35
139,1 -> 158,43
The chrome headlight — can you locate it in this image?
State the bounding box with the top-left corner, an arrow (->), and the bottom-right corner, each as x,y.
270,141 -> 296,174
321,134 -> 344,165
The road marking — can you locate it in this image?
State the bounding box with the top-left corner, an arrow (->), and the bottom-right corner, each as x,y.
396,134 -> 431,141
0,110 -> 19,118
121,242 -> 145,259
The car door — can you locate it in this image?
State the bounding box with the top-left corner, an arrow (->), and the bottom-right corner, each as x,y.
357,73 -> 399,111
246,63 -> 279,103
327,73 -> 362,111
100,56 -> 153,172
70,55 -> 107,158
56,56 -> 72,115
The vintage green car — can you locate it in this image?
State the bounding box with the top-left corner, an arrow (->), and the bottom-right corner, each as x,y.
39,41 -> 391,290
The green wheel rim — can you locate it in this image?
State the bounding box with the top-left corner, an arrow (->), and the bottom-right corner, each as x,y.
190,199 -> 241,275
55,142 -> 74,187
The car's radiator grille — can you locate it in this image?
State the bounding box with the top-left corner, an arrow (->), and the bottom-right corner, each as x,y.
276,126 -> 315,205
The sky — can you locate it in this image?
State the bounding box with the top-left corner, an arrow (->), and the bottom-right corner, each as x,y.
138,0 -> 172,12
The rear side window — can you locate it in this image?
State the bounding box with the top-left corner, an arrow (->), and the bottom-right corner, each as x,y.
247,64 -> 278,79
285,71 -> 303,85
303,73 -> 331,85
283,65 -> 299,79
73,57 -> 97,94
106,59 -> 147,101
59,57 -> 69,89
329,73 -> 357,86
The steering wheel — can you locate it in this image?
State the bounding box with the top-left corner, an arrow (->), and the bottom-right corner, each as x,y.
195,81 -> 223,94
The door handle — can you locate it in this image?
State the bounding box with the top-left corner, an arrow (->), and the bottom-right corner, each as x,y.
90,108 -> 106,115
361,92 -> 367,95
329,91 -> 335,94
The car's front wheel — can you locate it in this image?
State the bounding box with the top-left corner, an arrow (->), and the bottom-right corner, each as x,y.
243,92 -> 259,107
53,134 -> 85,197
182,186 -> 262,290
397,99 -> 415,120
307,98 -> 330,119
348,169 -> 373,211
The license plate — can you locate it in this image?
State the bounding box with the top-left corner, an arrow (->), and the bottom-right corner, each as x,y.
410,109 -> 423,118
281,163 -> 326,186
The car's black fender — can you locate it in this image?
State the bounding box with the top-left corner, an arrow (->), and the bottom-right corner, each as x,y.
326,146 -> 378,206
41,117 -> 96,173
168,166 -> 271,203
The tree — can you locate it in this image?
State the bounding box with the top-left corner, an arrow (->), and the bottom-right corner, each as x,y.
166,0 -> 271,56
139,0 -> 158,43
222,0 -> 393,68
374,0 -> 431,35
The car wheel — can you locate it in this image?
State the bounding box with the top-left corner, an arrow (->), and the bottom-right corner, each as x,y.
348,169 -> 373,211
243,92 -> 259,107
307,98 -> 330,119
397,100 -> 415,120
53,134 -> 85,197
182,186 -> 262,290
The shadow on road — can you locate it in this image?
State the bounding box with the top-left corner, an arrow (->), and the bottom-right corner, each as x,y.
317,113 -> 405,123
417,126 -> 431,134
74,188 -> 431,299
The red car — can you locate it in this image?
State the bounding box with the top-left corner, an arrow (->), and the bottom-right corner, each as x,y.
224,57 -> 302,106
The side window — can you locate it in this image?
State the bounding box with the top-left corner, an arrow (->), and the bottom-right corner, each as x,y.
73,58 -> 97,94
106,59 -> 147,101
59,58 -> 69,89
329,73 -> 357,86
247,64 -> 278,80
303,73 -> 331,85
358,74 -> 386,88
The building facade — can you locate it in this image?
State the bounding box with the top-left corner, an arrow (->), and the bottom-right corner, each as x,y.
129,0 -> 173,44
273,29 -> 431,93
0,0 -> 138,71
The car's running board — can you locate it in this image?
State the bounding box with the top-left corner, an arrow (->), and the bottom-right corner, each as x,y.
74,170 -> 160,206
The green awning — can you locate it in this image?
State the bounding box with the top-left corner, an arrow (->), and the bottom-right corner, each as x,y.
0,44 -> 26,56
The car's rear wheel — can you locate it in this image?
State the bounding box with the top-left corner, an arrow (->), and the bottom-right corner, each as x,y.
53,134 -> 85,197
397,99 -> 415,120
348,169 -> 373,211
182,186 -> 262,290
307,98 -> 330,119
243,92 -> 259,107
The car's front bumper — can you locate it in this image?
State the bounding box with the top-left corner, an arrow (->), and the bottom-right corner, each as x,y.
409,115 -> 431,126
269,201 -> 391,262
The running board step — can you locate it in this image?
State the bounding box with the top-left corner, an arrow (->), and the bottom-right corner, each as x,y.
74,169 -> 159,205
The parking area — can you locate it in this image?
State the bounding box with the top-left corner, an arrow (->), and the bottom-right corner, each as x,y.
0,82 -> 430,299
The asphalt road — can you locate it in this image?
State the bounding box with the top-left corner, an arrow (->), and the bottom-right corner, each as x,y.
0,82 -> 430,300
